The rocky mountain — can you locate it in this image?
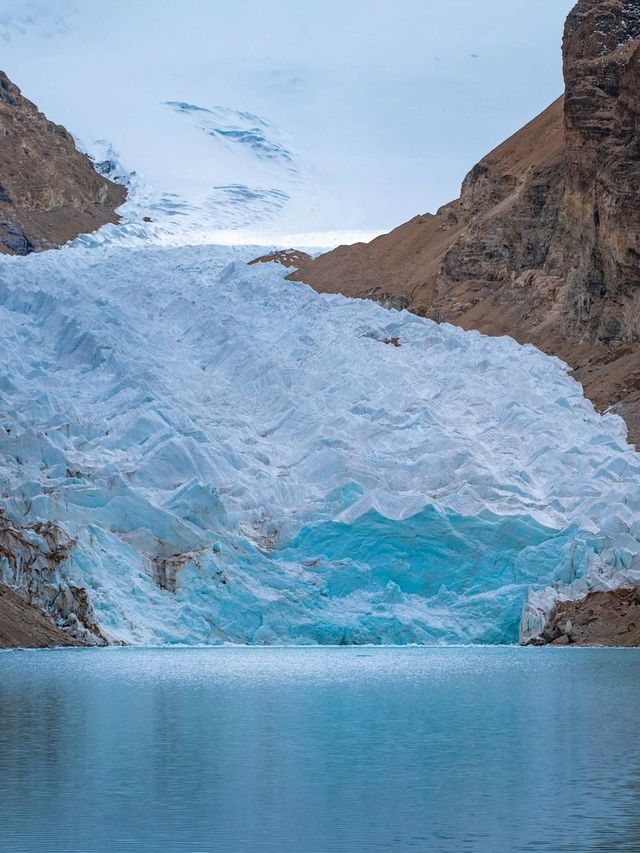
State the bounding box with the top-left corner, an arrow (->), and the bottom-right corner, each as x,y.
293,0 -> 640,447
0,71 -> 125,255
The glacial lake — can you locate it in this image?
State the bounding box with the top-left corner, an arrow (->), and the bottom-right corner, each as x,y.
1,647 -> 639,852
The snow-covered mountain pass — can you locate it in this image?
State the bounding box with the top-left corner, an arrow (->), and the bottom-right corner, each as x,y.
0,241 -> 639,645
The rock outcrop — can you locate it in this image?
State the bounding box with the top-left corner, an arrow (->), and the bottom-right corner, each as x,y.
0,71 -> 126,255
292,0 -> 640,447
248,249 -> 312,270
533,588 -> 640,647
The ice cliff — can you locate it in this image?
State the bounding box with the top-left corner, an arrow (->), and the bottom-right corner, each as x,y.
0,240 -> 639,644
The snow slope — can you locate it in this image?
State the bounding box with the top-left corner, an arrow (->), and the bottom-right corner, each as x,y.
83,104 -> 313,249
0,240 -> 638,644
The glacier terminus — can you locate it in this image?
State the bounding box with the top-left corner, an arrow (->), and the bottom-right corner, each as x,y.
0,239 -> 638,646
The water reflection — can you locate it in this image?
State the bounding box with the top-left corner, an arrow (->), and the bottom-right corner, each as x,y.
1,647 -> 639,852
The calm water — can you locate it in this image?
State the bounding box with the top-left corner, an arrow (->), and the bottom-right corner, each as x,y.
1,647 -> 640,852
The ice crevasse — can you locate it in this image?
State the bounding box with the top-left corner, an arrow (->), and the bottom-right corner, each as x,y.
0,242 -> 639,645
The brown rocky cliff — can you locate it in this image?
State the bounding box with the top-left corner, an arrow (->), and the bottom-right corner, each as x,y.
292,0 -> 640,446
562,0 -> 640,343
0,71 -> 126,254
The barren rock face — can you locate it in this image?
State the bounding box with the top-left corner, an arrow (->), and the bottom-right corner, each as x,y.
0,71 -> 126,254
294,0 -> 640,446
434,98 -> 567,331
562,0 -> 640,343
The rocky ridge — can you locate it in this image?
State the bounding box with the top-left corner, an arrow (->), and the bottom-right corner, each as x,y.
248,249 -> 312,269
0,71 -> 125,255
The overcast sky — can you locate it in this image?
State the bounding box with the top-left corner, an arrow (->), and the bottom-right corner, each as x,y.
0,0 -> 576,239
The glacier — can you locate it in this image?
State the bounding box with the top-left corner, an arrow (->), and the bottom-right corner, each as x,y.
0,239 -> 639,645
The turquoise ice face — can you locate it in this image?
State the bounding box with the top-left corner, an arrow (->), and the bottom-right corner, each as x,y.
161,506 -> 587,646
269,508 -> 588,644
